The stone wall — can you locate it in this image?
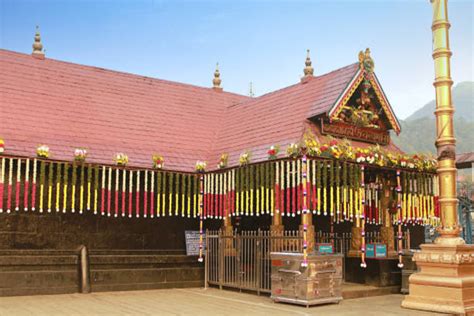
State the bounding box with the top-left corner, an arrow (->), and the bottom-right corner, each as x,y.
0,212 -> 221,250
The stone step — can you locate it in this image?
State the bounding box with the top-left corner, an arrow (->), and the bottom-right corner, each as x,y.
0,255 -> 78,266
0,270 -> 79,288
91,267 -> 203,285
91,280 -> 203,293
89,249 -> 185,255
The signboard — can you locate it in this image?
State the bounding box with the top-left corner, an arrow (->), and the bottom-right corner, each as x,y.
366,244 -> 375,258
365,243 -> 387,259
185,230 -> 206,256
321,120 -> 390,145
375,244 -> 387,258
317,243 -> 334,254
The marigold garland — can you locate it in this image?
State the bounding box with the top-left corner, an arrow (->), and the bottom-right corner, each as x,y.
32,159 -> 37,211
38,160 -> 45,213
47,161 -> 53,213
71,163 -> 77,213
79,164 -> 85,214
63,163 -> 69,213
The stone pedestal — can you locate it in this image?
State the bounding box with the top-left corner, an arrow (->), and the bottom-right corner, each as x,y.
401,243 -> 474,315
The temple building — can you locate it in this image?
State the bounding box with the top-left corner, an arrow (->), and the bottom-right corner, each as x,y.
0,30 -> 439,296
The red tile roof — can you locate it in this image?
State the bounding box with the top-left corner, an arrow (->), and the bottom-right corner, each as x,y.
0,49 -> 402,171
0,49 -> 248,171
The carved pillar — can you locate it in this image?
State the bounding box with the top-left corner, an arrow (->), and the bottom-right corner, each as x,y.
380,178 -> 396,256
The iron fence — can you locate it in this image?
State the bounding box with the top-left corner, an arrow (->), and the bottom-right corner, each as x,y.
205,229 -> 411,294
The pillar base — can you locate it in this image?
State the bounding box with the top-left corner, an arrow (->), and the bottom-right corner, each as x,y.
401,243 -> 474,315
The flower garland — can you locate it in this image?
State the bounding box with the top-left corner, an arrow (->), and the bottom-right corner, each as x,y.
37,145 -> 50,158
136,170 -> 141,218
32,159 -> 37,211
268,145 -> 279,160
122,168 -> 127,217
286,143 -> 300,158
38,159 -> 45,213
15,158 -> 21,211
0,158 -> 4,213
301,154 -> 309,267
360,165 -> 367,268
107,167 -> 112,217
115,168 -> 120,217
218,153 -> 228,169
62,163 -> 69,213
156,171 -> 162,217
71,163 -> 77,213
24,159 -> 30,211
47,161 -> 53,213
114,153 -> 128,166
87,165 -> 92,212
396,170 -> 404,268
322,160 -> 327,216
79,164 -> 85,214
74,148 -> 87,162
152,154 -> 164,169
239,151 -> 251,166
150,171 -> 155,218
198,172 -> 204,263
316,161 -> 322,215
93,166 -> 99,214
0,138 -> 4,153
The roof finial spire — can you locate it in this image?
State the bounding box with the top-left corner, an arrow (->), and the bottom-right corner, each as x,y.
249,82 -> 255,97
303,49 -> 314,76
32,26 -> 45,59
212,63 -> 222,91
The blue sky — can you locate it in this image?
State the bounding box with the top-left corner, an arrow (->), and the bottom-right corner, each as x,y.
0,0 -> 472,119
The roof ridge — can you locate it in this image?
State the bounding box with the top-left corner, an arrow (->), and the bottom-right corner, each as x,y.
0,48 -> 249,100
227,62 -> 360,109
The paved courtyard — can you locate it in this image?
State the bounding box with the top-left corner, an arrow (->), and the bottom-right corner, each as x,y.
0,288 -> 438,316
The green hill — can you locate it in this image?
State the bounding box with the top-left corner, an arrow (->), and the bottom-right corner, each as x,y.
392,81 -> 474,154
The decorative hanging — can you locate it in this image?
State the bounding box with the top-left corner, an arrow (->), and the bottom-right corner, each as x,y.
0,158 -> 4,213
74,148 -> 87,162
396,170 -> 404,268
360,165 -> 367,268
37,145 -> 50,158
114,153 -> 128,166
267,145 -> 279,160
152,154 -> 164,169
301,154 -> 309,267
198,173 -> 204,263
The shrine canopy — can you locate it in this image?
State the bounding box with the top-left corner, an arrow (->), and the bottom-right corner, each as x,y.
212,48 -> 403,169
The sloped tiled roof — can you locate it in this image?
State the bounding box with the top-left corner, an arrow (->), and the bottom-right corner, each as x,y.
0,49 -> 402,171
210,63 -> 360,167
0,49 -> 248,171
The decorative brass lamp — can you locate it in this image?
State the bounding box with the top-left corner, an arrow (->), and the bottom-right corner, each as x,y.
401,0 -> 474,314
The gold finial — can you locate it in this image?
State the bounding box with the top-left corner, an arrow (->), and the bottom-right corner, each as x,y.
359,48 -> 374,73
32,26 -> 45,59
212,63 -> 222,91
249,82 -> 255,97
303,49 -> 314,77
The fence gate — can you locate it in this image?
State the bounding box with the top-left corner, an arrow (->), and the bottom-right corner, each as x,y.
205,230 -> 301,294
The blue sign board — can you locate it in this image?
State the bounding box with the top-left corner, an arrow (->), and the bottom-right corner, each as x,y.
375,244 -> 387,258
366,244 -> 375,258
317,244 -> 334,254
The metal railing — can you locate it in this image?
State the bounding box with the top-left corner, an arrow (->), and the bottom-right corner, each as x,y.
205,229 -> 411,294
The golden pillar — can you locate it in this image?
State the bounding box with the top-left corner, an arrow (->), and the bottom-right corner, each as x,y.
402,1 -> 474,314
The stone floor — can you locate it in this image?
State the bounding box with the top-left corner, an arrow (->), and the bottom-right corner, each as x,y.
0,288 -> 439,315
